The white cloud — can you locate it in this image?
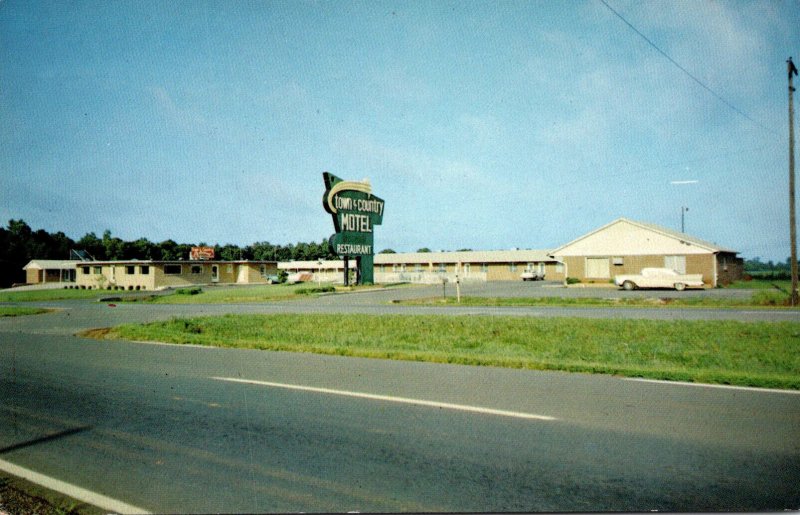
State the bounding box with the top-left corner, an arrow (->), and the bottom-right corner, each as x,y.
149,86 -> 209,134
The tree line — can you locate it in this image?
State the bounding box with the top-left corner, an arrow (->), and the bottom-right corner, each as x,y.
0,219 -> 338,288
743,257 -> 796,280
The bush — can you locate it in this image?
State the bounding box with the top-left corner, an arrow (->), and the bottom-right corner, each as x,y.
747,270 -> 792,281
566,277 -> 581,285
297,286 -> 336,295
176,287 -> 203,296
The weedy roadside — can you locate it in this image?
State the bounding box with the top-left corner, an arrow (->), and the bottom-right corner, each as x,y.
0,475 -> 102,515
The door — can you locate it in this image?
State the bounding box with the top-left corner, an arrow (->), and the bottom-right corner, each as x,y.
211,265 -> 219,283
586,257 -> 610,279
237,265 -> 249,283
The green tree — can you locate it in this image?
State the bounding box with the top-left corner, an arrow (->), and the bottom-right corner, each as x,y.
216,244 -> 243,261
102,230 -> 125,260
77,232 -> 105,260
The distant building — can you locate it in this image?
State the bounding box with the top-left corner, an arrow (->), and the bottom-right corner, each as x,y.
374,250 -> 562,283
22,260 -> 81,285
549,218 -> 743,287
278,260 -> 355,283
18,218 -> 743,289
73,260 -> 278,291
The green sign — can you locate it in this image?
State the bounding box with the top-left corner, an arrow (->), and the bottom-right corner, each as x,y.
322,172 -> 385,283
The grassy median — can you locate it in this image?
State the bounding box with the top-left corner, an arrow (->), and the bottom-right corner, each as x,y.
0,306 -> 50,317
92,314 -> 800,390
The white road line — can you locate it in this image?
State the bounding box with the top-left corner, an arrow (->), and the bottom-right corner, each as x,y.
212,377 -> 558,421
624,377 -> 800,395
0,458 -> 150,514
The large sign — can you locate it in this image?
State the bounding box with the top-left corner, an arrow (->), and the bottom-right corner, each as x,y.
322,172 -> 385,283
190,246 -> 215,260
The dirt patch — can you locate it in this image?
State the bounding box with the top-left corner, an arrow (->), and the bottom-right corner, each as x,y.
76,327 -> 113,339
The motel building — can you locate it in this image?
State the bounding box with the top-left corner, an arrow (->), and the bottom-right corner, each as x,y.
22,260 -> 81,286
549,218 -> 743,288
71,260 -> 279,291
278,218 -> 743,287
373,250 -> 560,284
20,218 -> 743,290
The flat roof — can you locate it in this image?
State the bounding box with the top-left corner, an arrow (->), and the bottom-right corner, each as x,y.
23,260 -> 82,270
73,260 -> 277,265
374,249 -> 555,264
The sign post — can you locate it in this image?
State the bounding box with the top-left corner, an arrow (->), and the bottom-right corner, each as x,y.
322,173 -> 385,285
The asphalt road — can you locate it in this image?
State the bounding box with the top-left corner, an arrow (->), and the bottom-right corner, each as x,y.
1,287 -> 799,512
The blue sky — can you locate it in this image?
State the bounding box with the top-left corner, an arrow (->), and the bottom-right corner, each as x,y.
1,0 -> 798,261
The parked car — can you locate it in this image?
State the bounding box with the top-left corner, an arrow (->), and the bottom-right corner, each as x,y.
614,268 -> 704,291
286,272 -> 314,284
520,270 -> 544,281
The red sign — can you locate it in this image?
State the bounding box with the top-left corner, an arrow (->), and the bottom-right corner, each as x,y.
190,246 -> 215,260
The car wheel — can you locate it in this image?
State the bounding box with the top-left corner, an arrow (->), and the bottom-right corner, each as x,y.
622,281 -> 635,291
674,283 -> 686,291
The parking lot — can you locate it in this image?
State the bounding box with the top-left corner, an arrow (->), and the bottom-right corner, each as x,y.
380,279 -> 757,301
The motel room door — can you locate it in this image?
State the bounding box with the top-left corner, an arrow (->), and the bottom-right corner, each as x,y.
237,265 -> 248,283
211,265 -> 219,283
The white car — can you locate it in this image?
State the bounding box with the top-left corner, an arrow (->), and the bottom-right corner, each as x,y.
520,270 -> 543,281
614,268 -> 704,291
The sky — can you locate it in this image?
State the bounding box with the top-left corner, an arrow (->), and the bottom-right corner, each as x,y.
1,0 -> 798,261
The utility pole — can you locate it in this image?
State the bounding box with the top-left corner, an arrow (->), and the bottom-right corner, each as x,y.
681,206 -> 689,233
788,57 -> 798,306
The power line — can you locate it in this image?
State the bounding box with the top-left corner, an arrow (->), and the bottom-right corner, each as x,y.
598,0 -> 775,134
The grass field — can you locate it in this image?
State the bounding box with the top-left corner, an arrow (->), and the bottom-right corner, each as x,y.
134,284 -> 387,303
0,306 -> 51,317
399,290 -> 793,308
0,284 -> 360,304
0,289 -> 103,302
92,314 -> 800,390
726,279 -> 792,291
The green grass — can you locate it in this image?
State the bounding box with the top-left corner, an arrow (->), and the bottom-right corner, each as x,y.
0,289 -> 104,302
0,306 -> 51,317
138,283 -> 404,303
95,314 -> 800,390
726,279 -> 792,291
398,291 -> 795,308
139,284 -> 322,303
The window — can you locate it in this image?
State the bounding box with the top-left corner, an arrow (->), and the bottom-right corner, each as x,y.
82,266 -> 90,275
612,257 -> 624,266
141,266 -> 150,275
464,263 -> 471,274
509,263 -> 517,272
164,265 -> 182,275
481,263 -> 488,273
191,265 -> 202,274
126,266 -> 136,275
93,266 -> 102,274
438,264 -> 446,273
664,255 -> 686,274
